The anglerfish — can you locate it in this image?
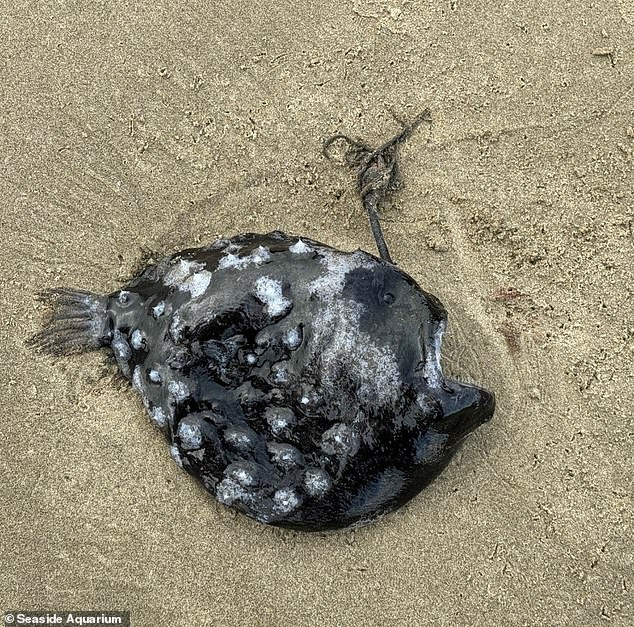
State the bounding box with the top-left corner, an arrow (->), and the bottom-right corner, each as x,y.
31,112 -> 495,531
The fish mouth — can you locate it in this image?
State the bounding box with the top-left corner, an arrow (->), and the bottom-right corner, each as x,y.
436,379 -> 495,439
417,312 -> 495,436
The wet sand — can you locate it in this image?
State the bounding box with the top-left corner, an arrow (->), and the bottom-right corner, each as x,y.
1,1 -> 632,625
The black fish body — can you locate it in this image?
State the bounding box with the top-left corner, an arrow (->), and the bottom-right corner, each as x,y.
33,232 -> 493,530
32,117 -> 495,531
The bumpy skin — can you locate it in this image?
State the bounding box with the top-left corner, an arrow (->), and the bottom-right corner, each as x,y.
95,231 -> 494,531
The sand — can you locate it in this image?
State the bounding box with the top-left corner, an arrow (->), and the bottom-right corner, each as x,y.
1,1 -> 632,625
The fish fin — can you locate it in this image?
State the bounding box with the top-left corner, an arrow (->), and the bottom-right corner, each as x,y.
28,288 -> 110,356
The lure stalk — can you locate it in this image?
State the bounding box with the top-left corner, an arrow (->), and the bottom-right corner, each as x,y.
323,109 -> 432,264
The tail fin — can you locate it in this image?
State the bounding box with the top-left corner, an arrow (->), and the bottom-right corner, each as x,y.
29,288 -> 110,356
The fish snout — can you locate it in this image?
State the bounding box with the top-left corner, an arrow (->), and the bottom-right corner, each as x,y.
436,380 -> 495,439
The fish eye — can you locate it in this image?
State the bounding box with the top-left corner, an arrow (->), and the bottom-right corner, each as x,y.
383,292 -> 395,305
118,291 -> 131,305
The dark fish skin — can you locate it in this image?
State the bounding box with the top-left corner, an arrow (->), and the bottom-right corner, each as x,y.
31,231 -> 494,531
30,114 -> 495,531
